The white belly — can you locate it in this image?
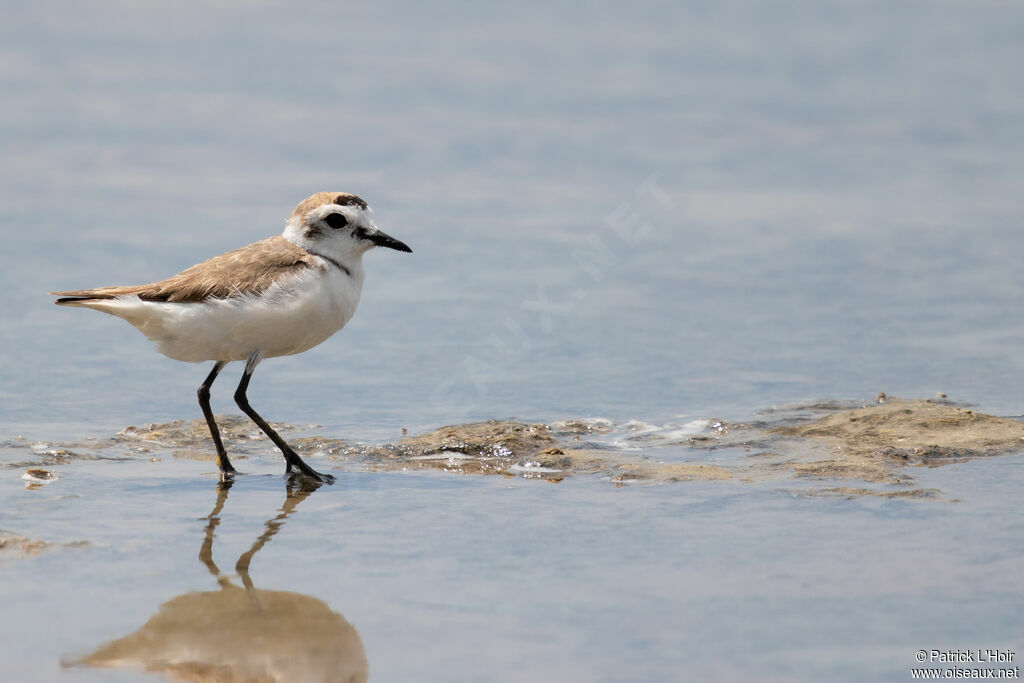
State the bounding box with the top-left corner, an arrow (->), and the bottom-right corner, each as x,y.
83,267 -> 363,362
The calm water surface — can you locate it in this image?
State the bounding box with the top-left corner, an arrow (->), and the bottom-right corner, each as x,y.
2,1 -> 1023,681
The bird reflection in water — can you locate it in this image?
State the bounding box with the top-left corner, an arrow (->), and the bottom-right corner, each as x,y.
66,476 -> 368,682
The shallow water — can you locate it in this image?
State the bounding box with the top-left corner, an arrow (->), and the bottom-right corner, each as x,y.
3,403 -> 1023,681
3,1 -> 1024,680
2,447 -> 1022,682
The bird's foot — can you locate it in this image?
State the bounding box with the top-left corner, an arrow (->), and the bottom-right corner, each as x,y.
281,447 -> 335,484
301,468 -> 335,484
286,469 -> 335,486
219,468 -> 244,482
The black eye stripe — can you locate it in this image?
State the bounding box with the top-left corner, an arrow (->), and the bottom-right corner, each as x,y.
324,213 -> 348,230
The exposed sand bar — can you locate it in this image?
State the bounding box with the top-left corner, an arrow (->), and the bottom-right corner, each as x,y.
6,396 -> 1023,497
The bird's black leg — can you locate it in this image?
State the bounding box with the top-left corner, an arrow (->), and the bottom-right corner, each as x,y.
198,361 -> 236,476
233,353 -> 335,484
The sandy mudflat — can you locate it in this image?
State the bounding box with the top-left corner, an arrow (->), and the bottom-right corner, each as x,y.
9,395 -> 1023,496
771,396 -> 1024,484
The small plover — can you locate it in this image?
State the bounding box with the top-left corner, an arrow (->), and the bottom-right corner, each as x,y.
51,192 -> 411,483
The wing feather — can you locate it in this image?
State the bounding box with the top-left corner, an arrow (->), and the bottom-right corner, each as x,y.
51,236 -> 320,304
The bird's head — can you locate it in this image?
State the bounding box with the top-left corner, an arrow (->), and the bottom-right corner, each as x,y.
283,192 -> 412,260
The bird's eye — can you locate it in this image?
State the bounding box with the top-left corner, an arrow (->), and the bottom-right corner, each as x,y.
324,213 -> 348,230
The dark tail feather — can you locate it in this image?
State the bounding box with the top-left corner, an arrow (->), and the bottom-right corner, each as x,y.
51,290 -> 118,305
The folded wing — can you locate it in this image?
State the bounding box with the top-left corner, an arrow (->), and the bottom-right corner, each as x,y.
51,236 -> 319,305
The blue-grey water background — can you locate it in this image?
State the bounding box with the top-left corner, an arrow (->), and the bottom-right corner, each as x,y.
2,1 -> 1023,681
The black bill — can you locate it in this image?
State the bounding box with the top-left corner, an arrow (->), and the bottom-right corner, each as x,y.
368,228 -> 412,253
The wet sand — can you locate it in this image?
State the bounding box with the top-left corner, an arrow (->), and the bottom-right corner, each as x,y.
10,395 -> 1023,494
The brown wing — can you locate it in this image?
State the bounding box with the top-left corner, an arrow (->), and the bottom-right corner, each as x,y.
52,236 -> 320,304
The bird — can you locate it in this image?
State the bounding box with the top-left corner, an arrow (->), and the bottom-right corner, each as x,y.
50,192 -> 411,483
